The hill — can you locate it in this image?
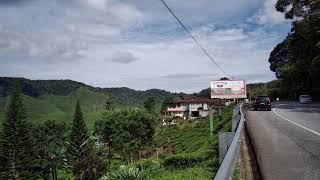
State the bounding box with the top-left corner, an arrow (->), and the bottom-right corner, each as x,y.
0,86 -> 108,129
0,77 -> 186,128
0,77 -> 183,106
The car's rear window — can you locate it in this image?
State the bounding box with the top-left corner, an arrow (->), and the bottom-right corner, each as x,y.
256,97 -> 269,102
301,95 -> 311,98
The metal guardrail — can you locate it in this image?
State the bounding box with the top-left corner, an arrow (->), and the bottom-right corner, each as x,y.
214,104 -> 245,180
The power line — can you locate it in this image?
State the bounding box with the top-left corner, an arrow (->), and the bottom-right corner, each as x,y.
159,0 -> 229,78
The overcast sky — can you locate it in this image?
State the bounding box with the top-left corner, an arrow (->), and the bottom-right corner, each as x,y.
0,0 -> 290,93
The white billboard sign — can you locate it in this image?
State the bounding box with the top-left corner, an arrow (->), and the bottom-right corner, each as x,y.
210,80 -> 246,99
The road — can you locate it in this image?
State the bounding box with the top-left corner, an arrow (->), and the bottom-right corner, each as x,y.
245,101 -> 320,180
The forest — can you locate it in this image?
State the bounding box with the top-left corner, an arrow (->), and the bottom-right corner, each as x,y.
268,0 -> 320,100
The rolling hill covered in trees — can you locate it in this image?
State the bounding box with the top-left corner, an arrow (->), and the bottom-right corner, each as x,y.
0,77 -> 183,106
0,77 -> 185,128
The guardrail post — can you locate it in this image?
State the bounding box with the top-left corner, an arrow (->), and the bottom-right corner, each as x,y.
219,132 -> 235,163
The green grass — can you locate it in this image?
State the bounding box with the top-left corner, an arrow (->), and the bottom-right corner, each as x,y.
57,169 -> 73,180
151,167 -> 213,180
0,110 -> 4,121
232,163 -> 241,180
216,105 -> 234,131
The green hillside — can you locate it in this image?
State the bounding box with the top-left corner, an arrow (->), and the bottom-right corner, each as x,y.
120,105 -> 234,180
152,119 -> 218,179
0,77 -> 183,106
0,86 -> 176,130
0,77 -> 186,129
0,87 -> 107,129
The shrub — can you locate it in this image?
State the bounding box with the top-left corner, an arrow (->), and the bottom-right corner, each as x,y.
150,167 -> 213,180
130,159 -> 160,171
106,165 -> 152,180
163,151 -> 209,169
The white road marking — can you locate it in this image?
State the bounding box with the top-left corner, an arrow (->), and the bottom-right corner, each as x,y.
272,108 -> 320,136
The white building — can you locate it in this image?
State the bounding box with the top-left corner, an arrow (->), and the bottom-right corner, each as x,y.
162,99 -> 221,118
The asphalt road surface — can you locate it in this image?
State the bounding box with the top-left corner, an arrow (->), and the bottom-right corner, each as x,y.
246,101 -> 320,180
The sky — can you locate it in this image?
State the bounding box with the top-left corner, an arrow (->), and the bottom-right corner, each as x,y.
0,0 -> 291,93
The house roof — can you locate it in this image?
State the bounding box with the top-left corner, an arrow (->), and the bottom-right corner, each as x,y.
169,98 -> 223,105
163,109 -> 187,112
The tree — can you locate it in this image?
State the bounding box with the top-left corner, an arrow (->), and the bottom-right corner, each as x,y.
66,100 -> 93,180
103,97 -> 114,111
0,82 -> 39,179
276,0 -> 320,19
74,154 -> 106,180
161,96 -> 174,111
220,77 -> 229,80
144,96 -> 156,112
268,0 -> 320,99
33,120 -> 68,180
94,109 -> 113,171
95,109 -> 157,163
268,38 -> 293,78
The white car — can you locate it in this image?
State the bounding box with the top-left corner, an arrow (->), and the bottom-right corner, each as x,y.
299,95 -> 312,103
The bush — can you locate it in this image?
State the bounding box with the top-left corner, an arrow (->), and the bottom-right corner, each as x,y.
106,165 -> 152,180
130,159 -> 160,171
151,167 -> 213,180
163,151 -> 209,169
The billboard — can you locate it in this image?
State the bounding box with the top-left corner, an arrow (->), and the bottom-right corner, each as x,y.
210,80 -> 246,99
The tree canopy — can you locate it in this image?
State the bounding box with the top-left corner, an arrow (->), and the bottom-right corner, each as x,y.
0,83 -> 39,179
268,0 -> 320,99
32,120 -> 68,180
276,0 -> 320,19
94,108 -> 157,163
66,100 -> 93,179
144,96 -> 156,113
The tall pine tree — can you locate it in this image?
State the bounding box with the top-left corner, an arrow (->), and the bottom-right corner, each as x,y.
66,99 -> 93,180
0,82 -> 38,179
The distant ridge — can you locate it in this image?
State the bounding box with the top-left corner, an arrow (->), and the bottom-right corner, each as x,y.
0,77 -> 190,107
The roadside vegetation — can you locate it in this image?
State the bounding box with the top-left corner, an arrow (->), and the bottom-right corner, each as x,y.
268,0 -> 320,100
0,81 -> 235,179
102,104 -> 234,180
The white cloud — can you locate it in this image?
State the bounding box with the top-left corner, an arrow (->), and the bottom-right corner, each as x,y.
78,0 -> 144,25
79,0 -> 110,11
110,3 -> 145,25
248,0 -> 285,25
